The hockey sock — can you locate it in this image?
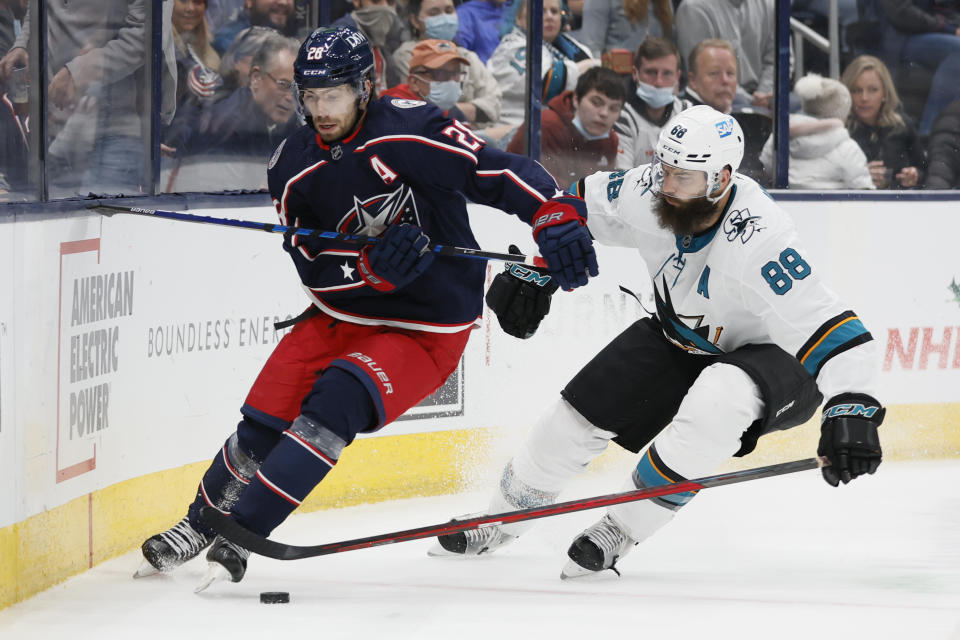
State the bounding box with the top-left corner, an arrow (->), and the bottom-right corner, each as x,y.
230,367 -> 376,536
187,417 -> 282,537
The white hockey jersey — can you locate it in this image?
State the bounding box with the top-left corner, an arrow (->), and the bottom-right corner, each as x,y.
577,165 -> 879,402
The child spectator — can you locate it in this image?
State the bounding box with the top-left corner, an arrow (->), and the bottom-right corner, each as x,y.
842,54 -> 925,189
392,0 -> 501,127
579,0 -> 672,60
507,66 -> 625,186
615,36 -> 691,169
760,73 -> 874,190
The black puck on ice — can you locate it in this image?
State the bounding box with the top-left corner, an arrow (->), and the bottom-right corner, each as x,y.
260,591 -> 290,604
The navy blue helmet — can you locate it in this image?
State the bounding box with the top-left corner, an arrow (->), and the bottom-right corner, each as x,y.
294,26 -> 375,91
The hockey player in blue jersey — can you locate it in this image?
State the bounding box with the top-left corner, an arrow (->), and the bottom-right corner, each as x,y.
435,105 -> 884,578
135,25 -> 598,590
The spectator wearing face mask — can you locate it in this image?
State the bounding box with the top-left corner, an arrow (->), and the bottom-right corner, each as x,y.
332,0 -> 408,91
614,36 -> 691,169
506,66 -> 625,186
382,39 -> 470,122
391,0 -> 501,126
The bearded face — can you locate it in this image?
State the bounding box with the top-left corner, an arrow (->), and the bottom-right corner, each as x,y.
652,193 -> 720,237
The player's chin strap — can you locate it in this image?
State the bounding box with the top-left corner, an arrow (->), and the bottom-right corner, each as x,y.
706,172 -> 735,204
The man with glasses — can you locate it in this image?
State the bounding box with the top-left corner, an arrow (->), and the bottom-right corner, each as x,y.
175,32 -> 299,189
382,39 -> 470,121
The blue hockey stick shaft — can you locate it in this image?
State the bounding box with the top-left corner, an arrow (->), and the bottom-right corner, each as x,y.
88,203 -> 548,268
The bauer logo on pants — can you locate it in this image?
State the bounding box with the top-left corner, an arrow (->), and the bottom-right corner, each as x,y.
347,352 -> 394,394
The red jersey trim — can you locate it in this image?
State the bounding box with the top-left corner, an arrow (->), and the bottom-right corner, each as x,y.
302,286 -> 478,333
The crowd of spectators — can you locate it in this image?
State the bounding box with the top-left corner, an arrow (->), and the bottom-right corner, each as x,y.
2,0 -> 960,199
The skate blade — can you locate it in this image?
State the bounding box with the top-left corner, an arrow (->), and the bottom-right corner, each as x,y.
133,559 -> 161,579
560,559 -> 601,580
194,563 -> 232,593
426,542 -> 467,558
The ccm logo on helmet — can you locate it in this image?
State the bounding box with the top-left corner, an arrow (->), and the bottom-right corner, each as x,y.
715,117 -> 735,138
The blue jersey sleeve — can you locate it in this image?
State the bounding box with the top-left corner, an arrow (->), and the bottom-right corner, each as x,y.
370,102 -> 562,224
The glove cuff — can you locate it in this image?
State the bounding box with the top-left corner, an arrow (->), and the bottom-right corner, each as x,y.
822,393 -> 885,426
531,196 -> 587,241
357,246 -> 396,292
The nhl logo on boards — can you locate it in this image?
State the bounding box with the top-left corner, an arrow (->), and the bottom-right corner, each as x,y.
331,145 -> 343,160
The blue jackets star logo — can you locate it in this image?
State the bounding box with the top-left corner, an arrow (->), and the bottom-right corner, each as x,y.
336,186 -> 420,236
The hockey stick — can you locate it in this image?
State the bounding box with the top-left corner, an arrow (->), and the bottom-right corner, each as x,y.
87,203 -> 548,268
201,457 -> 826,561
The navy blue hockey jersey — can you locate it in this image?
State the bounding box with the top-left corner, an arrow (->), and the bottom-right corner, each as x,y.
267,97 -> 563,332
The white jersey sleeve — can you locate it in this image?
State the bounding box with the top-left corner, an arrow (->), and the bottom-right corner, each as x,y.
576,166 -> 654,248
735,229 -> 879,401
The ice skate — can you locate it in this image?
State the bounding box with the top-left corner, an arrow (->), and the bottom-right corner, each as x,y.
560,514 -> 636,579
428,520 -> 517,557
134,516 -> 213,578
195,535 -> 250,592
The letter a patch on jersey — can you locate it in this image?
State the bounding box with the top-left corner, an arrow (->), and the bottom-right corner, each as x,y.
370,155 -> 398,184
697,265 -> 710,299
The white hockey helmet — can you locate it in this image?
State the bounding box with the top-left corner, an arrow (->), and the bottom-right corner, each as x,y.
652,105 -> 744,202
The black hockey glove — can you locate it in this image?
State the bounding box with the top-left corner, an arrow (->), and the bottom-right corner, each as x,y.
817,393 -> 885,487
485,245 -> 559,339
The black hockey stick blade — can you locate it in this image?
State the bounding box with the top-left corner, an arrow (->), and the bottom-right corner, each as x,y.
201,457 -> 825,561
86,202 -> 547,268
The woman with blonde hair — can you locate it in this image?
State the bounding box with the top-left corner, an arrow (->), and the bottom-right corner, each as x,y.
579,0 -> 672,60
171,0 -> 222,105
841,55 -> 925,189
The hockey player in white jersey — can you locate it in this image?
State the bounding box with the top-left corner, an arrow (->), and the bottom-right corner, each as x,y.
434,104 -> 884,577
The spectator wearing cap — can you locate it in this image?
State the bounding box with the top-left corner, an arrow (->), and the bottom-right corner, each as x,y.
392,0 -> 501,127
760,73 -> 873,190
382,39 -> 470,122
506,66 -> 625,187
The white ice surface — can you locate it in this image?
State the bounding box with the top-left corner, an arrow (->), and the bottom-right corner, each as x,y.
2,460 -> 959,640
